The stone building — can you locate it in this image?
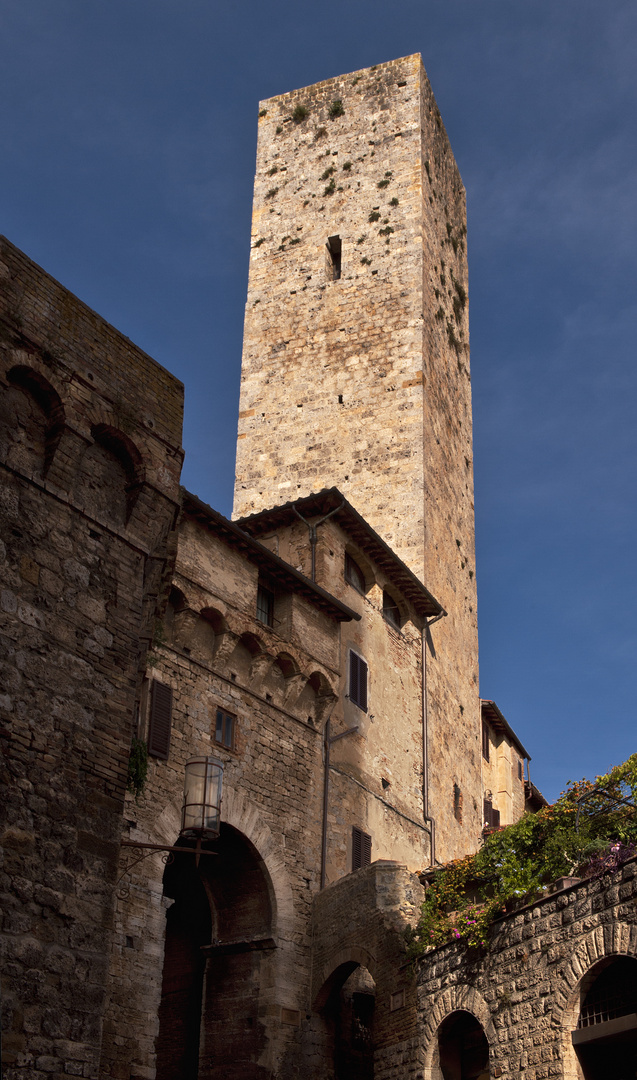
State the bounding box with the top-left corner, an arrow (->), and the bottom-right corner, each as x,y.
1,53 -> 634,1080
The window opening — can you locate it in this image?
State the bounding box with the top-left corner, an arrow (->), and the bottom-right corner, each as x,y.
352,826 -> 372,871
481,720 -> 490,762
215,708 -> 235,750
148,679 -> 173,760
454,783 -> 463,824
256,584 -> 274,627
483,797 -> 500,829
349,650 -> 368,712
344,553 -> 365,593
382,590 -> 401,630
326,234 -> 342,280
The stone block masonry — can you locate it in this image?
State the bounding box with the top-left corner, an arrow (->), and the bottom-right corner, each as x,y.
0,236 -> 184,1078
415,861 -> 637,1079
234,55 -> 481,862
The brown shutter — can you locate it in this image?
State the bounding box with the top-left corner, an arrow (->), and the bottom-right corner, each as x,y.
352,826 -> 372,871
148,679 -> 172,759
483,798 -> 492,826
349,652 -> 368,711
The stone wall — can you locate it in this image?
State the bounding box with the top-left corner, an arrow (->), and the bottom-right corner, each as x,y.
415,860 -> 637,1079
0,237 -> 183,1079
233,54 -> 481,862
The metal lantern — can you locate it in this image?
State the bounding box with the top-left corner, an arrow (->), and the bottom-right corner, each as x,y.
180,756 -> 224,840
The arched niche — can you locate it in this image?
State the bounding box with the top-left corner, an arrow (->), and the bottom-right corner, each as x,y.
312,960 -> 376,1080
295,670 -> 336,726
226,631 -> 265,683
570,955 -> 637,1080
75,424 -> 144,526
156,824 -> 276,1080
434,1010 -> 490,1080
170,604 -> 228,664
0,365 -> 64,478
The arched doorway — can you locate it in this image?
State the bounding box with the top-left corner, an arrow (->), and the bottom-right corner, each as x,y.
155,824 -> 275,1080
317,962 -> 376,1080
572,956 -> 637,1079
436,1010 -> 490,1080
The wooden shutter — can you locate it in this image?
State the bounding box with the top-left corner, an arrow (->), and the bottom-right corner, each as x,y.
349,651 -> 368,711
481,720 -> 490,762
352,826 -> 372,871
148,679 -> 172,759
483,799 -> 500,828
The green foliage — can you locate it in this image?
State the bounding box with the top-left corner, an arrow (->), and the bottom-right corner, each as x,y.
276,126 -> 282,135
253,237 -> 265,248
360,256 -> 372,266
407,755 -> 637,958
342,161 -> 352,171
328,99 -> 344,118
259,109 -> 268,118
390,197 -> 399,206
292,104 -> 308,123
265,187 -> 279,199
320,166 -> 335,181
127,738 -> 148,802
323,179 -> 336,196
267,165 -> 278,176
379,226 -> 394,236
368,211 -> 381,223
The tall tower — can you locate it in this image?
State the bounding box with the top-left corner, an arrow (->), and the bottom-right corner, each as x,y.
234,55 -> 480,847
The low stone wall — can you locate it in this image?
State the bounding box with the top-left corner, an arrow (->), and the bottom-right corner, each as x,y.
415,858 -> 637,1079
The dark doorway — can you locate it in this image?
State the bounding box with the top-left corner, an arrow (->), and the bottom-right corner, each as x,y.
437,1010 -> 490,1080
573,956 -> 637,1080
155,826 -> 275,1080
323,965 -> 376,1080
156,846 -> 211,1080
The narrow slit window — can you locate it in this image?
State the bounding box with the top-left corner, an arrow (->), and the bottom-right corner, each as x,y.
326,235 -> 341,281
215,708 -> 235,750
352,825 -> 372,871
453,783 -> 463,824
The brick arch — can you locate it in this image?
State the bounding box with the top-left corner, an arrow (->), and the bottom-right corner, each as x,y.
313,945 -> 378,1010
422,985 -> 496,1080
152,789 -> 296,944
551,921 -> 637,1080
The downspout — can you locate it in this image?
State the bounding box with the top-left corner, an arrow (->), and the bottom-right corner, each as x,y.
422,611 -> 446,867
293,500 -> 344,582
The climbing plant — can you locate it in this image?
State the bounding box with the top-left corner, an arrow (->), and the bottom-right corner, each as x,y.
406,755 -> 637,955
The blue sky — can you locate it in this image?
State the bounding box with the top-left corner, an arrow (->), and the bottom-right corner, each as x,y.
1,0 -> 635,802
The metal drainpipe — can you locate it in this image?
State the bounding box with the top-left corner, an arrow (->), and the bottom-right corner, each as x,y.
422,611 -> 446,867
293,501 -> 344,582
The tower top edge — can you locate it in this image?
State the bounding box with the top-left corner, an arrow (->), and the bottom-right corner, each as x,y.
258,53 -> 425,108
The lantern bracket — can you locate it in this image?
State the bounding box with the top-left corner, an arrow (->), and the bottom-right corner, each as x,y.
117,836 -> 218,899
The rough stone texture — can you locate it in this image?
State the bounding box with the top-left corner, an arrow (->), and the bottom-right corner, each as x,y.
233,54 -> 481,862
415,860 -> 637,1080
101,496 -> 438,1079
0,236 -> 183,1079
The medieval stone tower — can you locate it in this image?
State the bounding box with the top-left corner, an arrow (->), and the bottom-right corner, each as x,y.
234,54 -> 481,853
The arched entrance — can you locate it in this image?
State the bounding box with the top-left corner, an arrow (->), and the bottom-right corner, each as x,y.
155,824 -> 275,1080
572,956 -> 637,1079
436,1010 -> 490,1080
316,961 -> 376,1080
